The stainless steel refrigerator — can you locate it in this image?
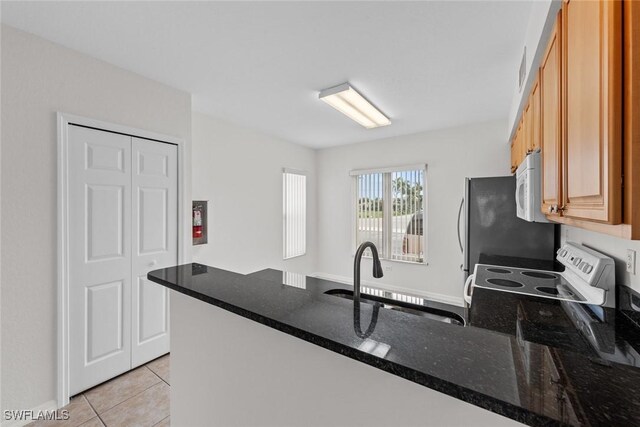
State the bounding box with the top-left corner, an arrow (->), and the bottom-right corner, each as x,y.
459,176 -> 557,280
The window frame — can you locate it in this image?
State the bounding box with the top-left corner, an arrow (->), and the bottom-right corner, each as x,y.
350,164 -> 428,265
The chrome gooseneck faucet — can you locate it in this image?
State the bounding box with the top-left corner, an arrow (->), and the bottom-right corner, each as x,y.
353,241 -> 384,306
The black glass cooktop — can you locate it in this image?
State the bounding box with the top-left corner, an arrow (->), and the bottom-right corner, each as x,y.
474,264 -> 587,303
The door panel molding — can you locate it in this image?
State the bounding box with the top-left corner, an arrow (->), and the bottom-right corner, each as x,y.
85,280 -> 125,364
130,137 -> 177,367
57,112 -> 187,408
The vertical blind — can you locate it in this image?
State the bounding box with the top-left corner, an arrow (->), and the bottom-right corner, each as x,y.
283,169 -> 307,259
355,172 -> 384,255
352,166 -> 426,263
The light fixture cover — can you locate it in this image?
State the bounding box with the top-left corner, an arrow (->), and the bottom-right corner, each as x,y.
319,83 -> 391,129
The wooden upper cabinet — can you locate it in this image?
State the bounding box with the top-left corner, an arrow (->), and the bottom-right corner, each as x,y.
624,0 -> 640,235
562,0 -> 622,223
530,77 -> 541,153
540,13 -> 563,216
516,119 -> 525,166
523,101 -> 532,155
520,118 -> 527,162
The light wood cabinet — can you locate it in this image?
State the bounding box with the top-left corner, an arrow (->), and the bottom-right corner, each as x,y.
510,55 -> 541,175
523,101 -> 532,155
561,0 -> 622,223
529,77 -> 541,153
540,14 -> 563,216
511,119 -> 525,173
519,0 -> 639,238
623,0 -> 640,237
511,140 -> 518,174
517,119 -> 524,164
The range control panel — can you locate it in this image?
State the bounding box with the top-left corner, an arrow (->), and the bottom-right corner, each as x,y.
556,242 -> 614,288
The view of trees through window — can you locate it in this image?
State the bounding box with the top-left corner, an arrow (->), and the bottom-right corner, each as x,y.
356,168 -> 425,263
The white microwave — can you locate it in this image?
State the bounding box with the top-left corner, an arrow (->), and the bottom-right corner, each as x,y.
515,151 -> 548,223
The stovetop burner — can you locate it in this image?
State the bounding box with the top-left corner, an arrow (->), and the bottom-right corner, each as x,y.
486,268 -> 512,274
487,278 -> 524,288
521,271 -> 558,280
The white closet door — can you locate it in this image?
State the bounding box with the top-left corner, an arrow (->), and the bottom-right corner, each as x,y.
69,126 -> 132,395
131,137 -> 177,367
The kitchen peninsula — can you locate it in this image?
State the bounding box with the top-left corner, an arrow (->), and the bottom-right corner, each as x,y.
148,264 -> 640,427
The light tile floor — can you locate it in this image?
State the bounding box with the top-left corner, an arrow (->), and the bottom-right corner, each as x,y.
28,354 -> 170,427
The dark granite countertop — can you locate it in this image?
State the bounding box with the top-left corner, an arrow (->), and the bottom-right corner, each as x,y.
148,263 -> 640,427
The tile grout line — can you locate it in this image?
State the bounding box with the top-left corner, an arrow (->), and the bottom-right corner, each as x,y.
147,366 -> 170,388
144,363 -> 171,425
86,366 -> 165,420
95,381 -> 167,425
145,357 -> 171,388
99,368 -> 169,426
152,415 -> 170,427
81,394 -> 106,427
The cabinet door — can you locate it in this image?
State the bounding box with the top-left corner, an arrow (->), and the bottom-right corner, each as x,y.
562,0 -> 622,223
540,13 -> 563,216
624,0 -> 640,230
523,101 -> 532,155
514,123 -> 520,169
517,119 -> 525,165
511,140 -> 518,174
530,77 -> 541,153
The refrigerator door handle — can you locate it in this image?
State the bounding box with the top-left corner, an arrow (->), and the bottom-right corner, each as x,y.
457,197 -> 464,254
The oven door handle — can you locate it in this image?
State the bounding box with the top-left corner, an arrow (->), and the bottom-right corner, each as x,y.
464,274 -> 475,305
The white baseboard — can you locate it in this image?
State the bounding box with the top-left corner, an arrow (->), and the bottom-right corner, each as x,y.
1,400 -> 58,427
310,272 -> 465,307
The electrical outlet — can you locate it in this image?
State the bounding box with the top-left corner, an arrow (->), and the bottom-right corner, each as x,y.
384,265 -> 392,272
627,249 -> 636,275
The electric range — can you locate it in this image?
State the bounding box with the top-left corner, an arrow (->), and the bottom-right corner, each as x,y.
465,242 -> 616,308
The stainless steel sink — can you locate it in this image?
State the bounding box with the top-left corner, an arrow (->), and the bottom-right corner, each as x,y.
325,289 -> 465,326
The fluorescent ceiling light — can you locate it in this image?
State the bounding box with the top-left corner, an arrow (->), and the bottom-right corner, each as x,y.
319,83 -> 391,129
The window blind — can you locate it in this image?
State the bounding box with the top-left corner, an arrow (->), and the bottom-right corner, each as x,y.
283,169 -> 307,259
354,165 -> 426,264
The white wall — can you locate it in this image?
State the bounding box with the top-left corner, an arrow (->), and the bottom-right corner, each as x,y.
562,226 -> 640,294
171,291 -> 523,427
191,112 -> 317,275
506,0 -> 561,140
316,120 -> 510,305
1,25 -> 191,413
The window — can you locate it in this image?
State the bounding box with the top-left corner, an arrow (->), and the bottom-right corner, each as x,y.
351,165 -> 426,263
283,169 -> 307,259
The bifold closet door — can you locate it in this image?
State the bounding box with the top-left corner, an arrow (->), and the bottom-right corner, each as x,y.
68,126 -> 178,395
68,125 -> 133,395
131,137 -> 177,367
